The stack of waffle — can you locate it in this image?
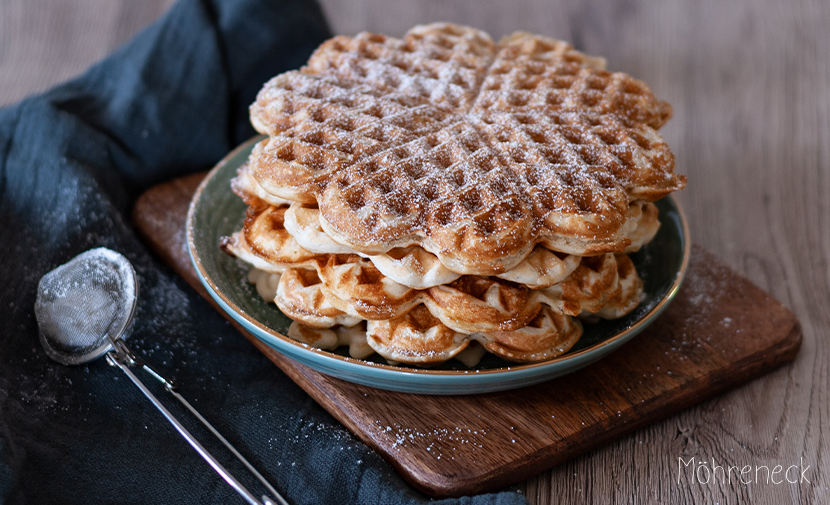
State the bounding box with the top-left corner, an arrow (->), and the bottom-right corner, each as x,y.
221,23 -> 686,366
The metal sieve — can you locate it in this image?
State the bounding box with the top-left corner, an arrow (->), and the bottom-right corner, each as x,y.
35,247 -> 286,505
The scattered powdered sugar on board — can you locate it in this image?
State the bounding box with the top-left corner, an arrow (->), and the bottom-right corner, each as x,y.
373,420 -> 490,461
658,255 -> 755,366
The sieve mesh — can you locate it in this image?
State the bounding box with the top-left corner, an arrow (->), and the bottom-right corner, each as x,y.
35,248 -> 137,363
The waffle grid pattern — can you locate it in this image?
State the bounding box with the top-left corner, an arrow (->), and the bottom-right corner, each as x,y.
248,24 -> 684,272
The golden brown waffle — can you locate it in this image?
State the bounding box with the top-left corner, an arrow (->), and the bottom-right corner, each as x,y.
222,195 -> 657,291
229,217 -> 642,364
594,254 -> 644,319
229,162 -> 660,285
247,23 -> 685,274
236,246 -> 639,331
250,268 -> 587,365
286,307 -> 582,365
286,303 -> 583,365
366,305 -> 584,364
221,203 -> 608,290
286,321 -> 374,360
231,162 -> 292,207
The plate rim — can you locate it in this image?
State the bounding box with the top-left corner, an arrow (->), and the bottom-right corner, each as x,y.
186,137 -> 691,384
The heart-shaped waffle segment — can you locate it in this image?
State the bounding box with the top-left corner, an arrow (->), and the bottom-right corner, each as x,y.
248,24 -> 684,274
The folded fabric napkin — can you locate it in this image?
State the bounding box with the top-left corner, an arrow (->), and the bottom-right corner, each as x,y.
0,0 -> 527,503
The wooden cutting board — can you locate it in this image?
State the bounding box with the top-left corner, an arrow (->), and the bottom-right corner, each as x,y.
132,172 -> 802,498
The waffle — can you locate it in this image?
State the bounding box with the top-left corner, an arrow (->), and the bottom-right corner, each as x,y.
246,265 -> 605,365
225,207 -> 642,363
232,165 -> 660,289
287,321 -> 374,360
244,255 -> 627,364
285,304 -> 582,365
231,163 -> 292,207
222,191 -> 657,294
366,305 -> 584,364
222,23 -> 684,366
283,198 -> 658,278
477,32 -> 672,128
225,206 -> 643,365
236,239 -> 638,332
223,201 -> 581,289
247,24 -> 685,275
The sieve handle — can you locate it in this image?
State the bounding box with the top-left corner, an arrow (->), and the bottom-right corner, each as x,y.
106,351 -> 278,505
109,340 -> 287,504
164,387 -> 287,505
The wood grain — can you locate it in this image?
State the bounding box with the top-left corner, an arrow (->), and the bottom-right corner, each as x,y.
0,0 -> 175,106
5,0 -> 830,503
133,172 -> 800,498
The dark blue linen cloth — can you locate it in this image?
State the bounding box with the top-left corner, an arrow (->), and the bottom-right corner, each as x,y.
0,0 -> 528,503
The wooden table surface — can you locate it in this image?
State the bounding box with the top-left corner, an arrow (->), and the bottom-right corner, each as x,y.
2,0 -> 827,503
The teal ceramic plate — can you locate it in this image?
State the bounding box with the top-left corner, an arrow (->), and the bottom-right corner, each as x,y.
187,137 -> 690,394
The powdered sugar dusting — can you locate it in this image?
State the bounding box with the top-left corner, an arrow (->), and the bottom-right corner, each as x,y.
249,23 -> 684,274
373,420 -> 490,461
